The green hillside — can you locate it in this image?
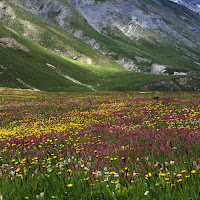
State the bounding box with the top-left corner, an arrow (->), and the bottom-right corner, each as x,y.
22,0 -> 199,74
0,22 -> 180,92
0,1 -> 199,92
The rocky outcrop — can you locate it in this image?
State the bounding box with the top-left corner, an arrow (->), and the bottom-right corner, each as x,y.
176,76 -> 200,91
169,0 -> 200,14
140,80 -> 181,91
0,37 -> 30,52
5,0 -> 200,75
140,76 -> 200,91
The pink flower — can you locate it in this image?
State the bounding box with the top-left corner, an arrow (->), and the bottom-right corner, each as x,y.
193,161 -> 197,167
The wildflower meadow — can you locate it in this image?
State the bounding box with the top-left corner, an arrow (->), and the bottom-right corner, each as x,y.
0,90 -> 200,199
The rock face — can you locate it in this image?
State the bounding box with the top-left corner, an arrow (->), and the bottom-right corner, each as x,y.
141,80 -> 181,91
169,0 -> 200,14
24,0 -> 200,47
140,76 -> 200,91
176,76 -> 200,90
5,0 -> 200,74
0,37 -> 30,52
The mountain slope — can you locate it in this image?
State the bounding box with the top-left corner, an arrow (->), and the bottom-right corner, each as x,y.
12,0 -> 200,75
0,17 -> 181,92
0,0 -> 200,92
169,0 -> 200,14
0,1 -> 123,68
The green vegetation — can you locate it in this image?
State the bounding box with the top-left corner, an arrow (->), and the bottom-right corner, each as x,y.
0,1 -> 199,92
0,22 -> 181,92
0,91 -> 200,199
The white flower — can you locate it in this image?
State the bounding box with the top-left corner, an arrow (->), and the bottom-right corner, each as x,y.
170,161 -> 175,165
59,163 -> 64,170
144,191 -> 149,195
0,194 -> 3,200
84,167 -> 89,171
40,192 -> 45,198
10,171 -> 15,176
51,196 -> 57,198
133,173 -> 137,176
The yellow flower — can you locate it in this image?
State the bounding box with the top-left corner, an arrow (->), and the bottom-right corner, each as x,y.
177,179 -> 182,182
67,169 -> 72,172
191,170 -> 196,174
115,180 -> 119,184
67,184 -> 73,187
177,174 -> 182,177
16,168 -> 20,173
25,197 -> 29,199
159,173 -> 165,177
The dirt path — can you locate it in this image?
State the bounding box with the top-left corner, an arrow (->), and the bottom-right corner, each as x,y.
46,63 -> 96,91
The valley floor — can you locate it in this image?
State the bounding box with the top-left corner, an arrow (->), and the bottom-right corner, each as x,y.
0,90 -> 200,199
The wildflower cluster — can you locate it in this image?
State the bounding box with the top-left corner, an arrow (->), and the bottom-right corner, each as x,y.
0,91 -> 199,199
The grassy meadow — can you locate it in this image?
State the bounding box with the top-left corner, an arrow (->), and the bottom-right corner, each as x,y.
0,90 -> 200,199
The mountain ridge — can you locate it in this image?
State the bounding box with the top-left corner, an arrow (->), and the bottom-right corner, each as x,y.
0,0 -> 200,91
10,0 -> 200,75
169,0 -> 200,14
